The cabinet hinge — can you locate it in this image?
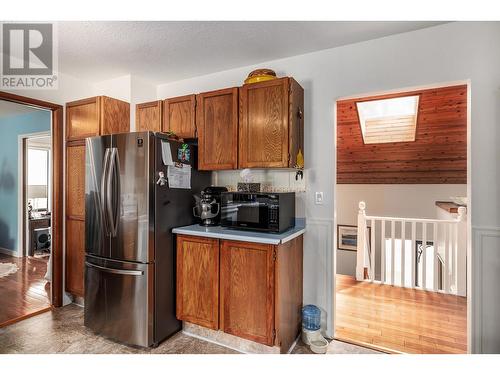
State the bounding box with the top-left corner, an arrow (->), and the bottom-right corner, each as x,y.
273,248 -> 277,261
272,329 -> 276,340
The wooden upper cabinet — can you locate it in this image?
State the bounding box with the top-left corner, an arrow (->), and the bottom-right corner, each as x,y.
220,240 -> 275,346
136,100 -> 162,132
100,96 -> 130,135
163,94 -> 196,138
176,235 -> 220,330
239,77 -> 304,169
66,98 -> 100,141
66,96 -> 130,141
196,88 -> 238,170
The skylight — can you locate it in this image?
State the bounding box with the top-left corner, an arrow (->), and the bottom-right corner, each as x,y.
356,95 -> 419,144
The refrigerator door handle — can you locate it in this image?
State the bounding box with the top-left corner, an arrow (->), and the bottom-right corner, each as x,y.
85,261 -> 144,276
107,148 -> 120,237
100,148 -> 112,235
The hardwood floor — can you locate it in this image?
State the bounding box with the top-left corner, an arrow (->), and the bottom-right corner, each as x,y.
0,253 -> 51,328
335,274 -> 467,354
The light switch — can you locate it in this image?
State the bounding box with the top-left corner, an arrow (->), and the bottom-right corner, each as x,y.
315,192 -> 324,205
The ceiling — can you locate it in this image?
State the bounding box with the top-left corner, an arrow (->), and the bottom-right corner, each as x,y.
0,100 -> 44,119
58,21 -> 445,84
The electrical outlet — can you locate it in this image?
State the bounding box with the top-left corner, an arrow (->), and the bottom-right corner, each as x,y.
315,192 -> 324,205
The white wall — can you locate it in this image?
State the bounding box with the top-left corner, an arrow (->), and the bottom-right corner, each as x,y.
93,75 -> 132,102
92,74 -> 158,130
157,22 -> 500,350
130,76 -> 158,131
337,184 -> 468,223
335,184 -> 467,277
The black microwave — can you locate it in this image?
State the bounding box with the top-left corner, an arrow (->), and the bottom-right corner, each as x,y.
220,192 -> 295,233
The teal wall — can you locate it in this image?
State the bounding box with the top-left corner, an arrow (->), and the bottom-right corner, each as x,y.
0,110 -> 51,252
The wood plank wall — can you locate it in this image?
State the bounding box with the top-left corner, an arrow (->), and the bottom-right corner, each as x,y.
336,84 -> 467,184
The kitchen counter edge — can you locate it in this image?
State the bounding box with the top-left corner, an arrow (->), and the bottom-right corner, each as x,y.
172,219 -> 306,245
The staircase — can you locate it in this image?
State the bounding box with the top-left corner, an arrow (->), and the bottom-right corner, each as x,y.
355,201 -> 467,296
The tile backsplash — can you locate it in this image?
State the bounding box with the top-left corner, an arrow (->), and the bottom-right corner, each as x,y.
212,169 -> 306,218
212,169 -> 306,193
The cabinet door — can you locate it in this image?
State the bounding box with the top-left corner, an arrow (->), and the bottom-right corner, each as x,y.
65,143 -> 86,296
275,235 -> 303,353
239,78 -> 290,168
176,235 -> 220,330
197,88 -> 238,170
220,240 -> 275,345
100,96 -> 130,135
66,219 -> 85,296
66,97 -> 100,141
163,94 -> 196,138
66,144 -> 86,219
136,101 -> 162,132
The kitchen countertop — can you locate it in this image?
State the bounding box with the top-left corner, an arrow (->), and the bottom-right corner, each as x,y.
172,218 -> 306,245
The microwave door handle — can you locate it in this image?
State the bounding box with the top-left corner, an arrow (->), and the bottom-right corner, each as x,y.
100,148 -> 111,235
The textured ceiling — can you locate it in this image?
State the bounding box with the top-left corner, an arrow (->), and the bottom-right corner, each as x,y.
57,21 -> 445,84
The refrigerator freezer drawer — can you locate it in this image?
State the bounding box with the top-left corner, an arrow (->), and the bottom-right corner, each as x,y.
84,256 -> 154,347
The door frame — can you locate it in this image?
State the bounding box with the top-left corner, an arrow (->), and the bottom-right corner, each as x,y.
18,130 -> 51,258
0,91 -> 64,307
331,79 -> 472,353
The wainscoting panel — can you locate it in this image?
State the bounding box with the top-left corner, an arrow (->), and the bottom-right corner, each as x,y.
303,218 -> 334,338
472,226 -> 500,353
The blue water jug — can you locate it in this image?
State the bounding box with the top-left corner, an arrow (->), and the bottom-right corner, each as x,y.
302,304 -> 321,331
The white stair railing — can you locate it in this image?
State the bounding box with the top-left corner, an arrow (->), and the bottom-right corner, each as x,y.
356,201 -> 467,296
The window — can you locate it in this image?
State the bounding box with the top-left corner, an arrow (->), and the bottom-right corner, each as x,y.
27,148 -> 49,211
356,95 -> 419,144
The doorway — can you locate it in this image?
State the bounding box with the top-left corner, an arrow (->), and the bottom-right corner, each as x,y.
0,91 -> 63,328
21,132 -> 52,259
333,82 -> 471,354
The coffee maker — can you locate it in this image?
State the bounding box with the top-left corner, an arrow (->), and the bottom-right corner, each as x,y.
193,186 -> 228,226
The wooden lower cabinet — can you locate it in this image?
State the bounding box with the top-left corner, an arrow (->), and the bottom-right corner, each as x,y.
220,240 -> 275,345
274,235 -> 303,351
176,235 -> 220,330
65,219 -> 85,296
65,142 -> 86,296
175,234 -> 303,352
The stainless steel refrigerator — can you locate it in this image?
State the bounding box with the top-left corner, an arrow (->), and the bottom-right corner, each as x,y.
84,131 -> 210,347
